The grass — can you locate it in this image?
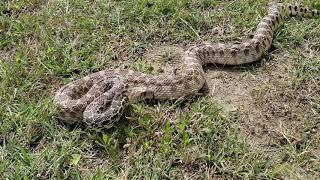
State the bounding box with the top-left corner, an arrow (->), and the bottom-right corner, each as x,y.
0,0 -> 319,179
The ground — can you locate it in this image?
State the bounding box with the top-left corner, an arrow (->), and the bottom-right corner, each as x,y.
0,0 -> 319,179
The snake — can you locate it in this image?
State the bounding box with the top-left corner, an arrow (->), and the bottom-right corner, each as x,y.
54,2 -> 320,129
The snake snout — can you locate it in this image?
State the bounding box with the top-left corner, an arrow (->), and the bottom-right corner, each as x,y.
82,76 -> 129,129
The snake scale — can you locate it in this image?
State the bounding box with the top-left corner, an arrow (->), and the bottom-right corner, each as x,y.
54,2 -> 320,129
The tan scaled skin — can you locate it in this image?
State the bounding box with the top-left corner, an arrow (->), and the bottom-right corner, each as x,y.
54,2 -> 320,129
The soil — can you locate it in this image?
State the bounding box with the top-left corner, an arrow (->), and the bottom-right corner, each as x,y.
143,44 -> 320,150
205,51 -> 320,150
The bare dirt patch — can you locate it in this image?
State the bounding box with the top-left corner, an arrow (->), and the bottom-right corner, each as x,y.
142,44 -> 319,151
204,51 -> 319,150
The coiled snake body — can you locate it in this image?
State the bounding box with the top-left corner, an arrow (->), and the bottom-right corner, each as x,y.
54,3 -> 320,129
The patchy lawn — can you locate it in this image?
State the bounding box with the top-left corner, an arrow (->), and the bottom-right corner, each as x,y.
0,0 -> 319,179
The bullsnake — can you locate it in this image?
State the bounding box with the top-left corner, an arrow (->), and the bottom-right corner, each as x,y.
54,2 -> 320,129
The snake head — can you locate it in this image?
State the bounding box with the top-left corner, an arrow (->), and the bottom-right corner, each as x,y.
82,76 -> 129,130
54,77 -> 96,123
